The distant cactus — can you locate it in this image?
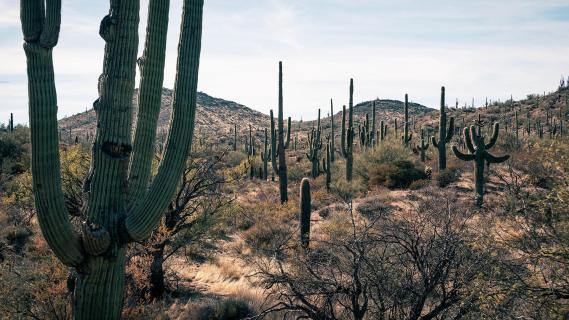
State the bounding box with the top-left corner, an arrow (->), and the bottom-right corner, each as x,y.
371,100 -> 377,146
403,94 -> 412,146
452,122 -> 510,206
431,87 -> 455,171
270,62 -> 289,203
261,128 -> 269,179
417,129 -> 429,162
300,178 -> 311,249
340,79 -> 355,181
330,99 -> 335,162
9,113 -> 13,132
380,120 -> 386,141
306,109 -> 323,178
514,110 -> 519,139
322,142 -> 332,192
233,123 -> 237,151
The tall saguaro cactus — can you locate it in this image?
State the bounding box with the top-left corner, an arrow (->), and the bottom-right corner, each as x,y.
403,94 -> 412,146
431,87 -> 455,171
330,99 -> 335,162
340,79 -> 355,181
20,0 -> 204,318
306,109 -> 323,178
270,62 -> 288,203
299,178 -> 311,249
452,123 -> 510,205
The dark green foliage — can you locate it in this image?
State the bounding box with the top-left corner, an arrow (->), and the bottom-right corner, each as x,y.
300,178 -> 311,249
340,79 -> 355,181
431,87 -> 455,171
435,168 -> 460,188
369,160 -> 426,189
452,122 -> 510,205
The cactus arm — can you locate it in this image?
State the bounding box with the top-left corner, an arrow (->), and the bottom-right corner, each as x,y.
125,0 -> 204,242
285,116 -> 291,149
445,117 -> 455,143
452,145 -> 475,161
464,127 -> 476,153
431,136 -> 438,148
127,0 -> 170,209
21,0 -> 84,267
484,152 -> 510,164
485,122 -> 500,149
40,0 -> 61,48
341,105 -> 347,157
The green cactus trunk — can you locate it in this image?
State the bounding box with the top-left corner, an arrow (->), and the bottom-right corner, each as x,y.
403,94 -> 411,146
330,99 -> 335,162
277,62 -> 288,202
431,87 -> 454,171
300,178 -> 311,249
9,113 -> 13,132
21,0 -> 204,318
453,123 -> 510,206
340,79 -> 354,181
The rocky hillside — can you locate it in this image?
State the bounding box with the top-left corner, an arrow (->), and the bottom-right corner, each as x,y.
57,88 -> 430,147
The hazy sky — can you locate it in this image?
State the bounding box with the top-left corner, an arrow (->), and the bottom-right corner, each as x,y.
1,0 -> 568,124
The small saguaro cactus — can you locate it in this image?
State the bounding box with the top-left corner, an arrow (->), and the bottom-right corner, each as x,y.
306,109 -> 323,178
452,122 -> 510,206
431,87 -> 455,171
20,0 -> 204,318
416,128 -> 429,162
270,62 -> 289,203
322,141 -> 332,192
380,120 -> 386,141
261,128 -> 269,179
9,113 -> 14,132
340,79 -> 355,181
329,99 -> 335,162
299,178 -> 311,249
371,100 -> 377,146
403,94 -> 412,146
233,123 -> 238,151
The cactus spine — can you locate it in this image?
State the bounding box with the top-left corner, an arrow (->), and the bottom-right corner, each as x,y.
417,128 -> 429,162
452,122 -> 510,206
300,178 -> 311,249
340,79 -> 355,181
270,62 -> 288,203
306,109 -> 323,178
21,0 -> 204,318
431,87 -> 455,171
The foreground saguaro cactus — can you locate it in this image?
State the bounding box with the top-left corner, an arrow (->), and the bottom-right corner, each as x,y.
340,79 -> 355,181
452,122 -> 510,206
270,62 -> 289,203
431,87 -> 455,171
299,178 -> 311,249
21,0 -> 203,318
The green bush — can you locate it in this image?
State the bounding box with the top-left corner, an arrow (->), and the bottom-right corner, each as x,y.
225,151 -> 247,167
185,298 -> 254,320
357,198 -> 391,218
354,142 -> 412,183
435,168 -> 460,188
369,160 -> 426,189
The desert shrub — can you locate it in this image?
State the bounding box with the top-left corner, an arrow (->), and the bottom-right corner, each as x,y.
409,179 -> 429,190
497,131 -> 523,152
184,298 -> 254,320
331,178 -> 367,201
287,160 -> 310,182
434,167 -> 460,188
225,151 -> 247,167
3,225 -> 32,252
356,198 -> 391,218
241,220 -> 292,252
354,142 -> 413,183
369,160 -> 426,189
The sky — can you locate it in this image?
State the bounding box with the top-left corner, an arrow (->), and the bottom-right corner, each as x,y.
1,0 -> 569,124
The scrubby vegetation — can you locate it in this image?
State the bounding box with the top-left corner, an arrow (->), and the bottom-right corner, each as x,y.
2,1 -> 569,319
